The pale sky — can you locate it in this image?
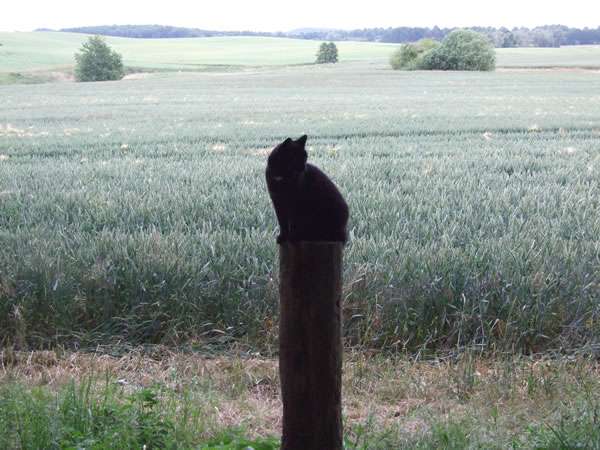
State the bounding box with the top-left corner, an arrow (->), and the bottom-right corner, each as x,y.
2,0 -> 599,32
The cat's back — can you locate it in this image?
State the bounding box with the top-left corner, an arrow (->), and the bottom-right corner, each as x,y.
303,163 -> 341,190
302,163 -> 348,211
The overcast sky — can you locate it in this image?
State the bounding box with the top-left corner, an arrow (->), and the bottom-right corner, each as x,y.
2,0 -> 599,32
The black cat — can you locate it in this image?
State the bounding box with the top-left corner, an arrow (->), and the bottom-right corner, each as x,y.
266,135 -> 349,244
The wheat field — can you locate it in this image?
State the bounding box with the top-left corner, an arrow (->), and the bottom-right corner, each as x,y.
1,61 -> 599,353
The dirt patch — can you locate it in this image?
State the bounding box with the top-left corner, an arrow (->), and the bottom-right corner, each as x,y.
123,72 -> 152,81
246,147 -> 271,157
47,71 -> 75,82
211,143 -> 227,152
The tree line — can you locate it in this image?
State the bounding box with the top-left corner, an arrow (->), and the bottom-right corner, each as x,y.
57,25 -> 281,39
50,24 -> 600,47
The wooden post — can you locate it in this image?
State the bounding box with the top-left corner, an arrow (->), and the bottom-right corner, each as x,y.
279,242 -> 343,450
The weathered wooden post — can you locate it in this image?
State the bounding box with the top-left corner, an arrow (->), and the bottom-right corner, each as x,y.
279,241 -> 343,450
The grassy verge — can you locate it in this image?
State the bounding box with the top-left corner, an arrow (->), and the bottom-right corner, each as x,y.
0,72 -> 61,85
1,349 -> 599,449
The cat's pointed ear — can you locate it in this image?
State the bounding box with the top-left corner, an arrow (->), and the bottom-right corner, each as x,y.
283,137 -> 293,145
296,135 -> 308,147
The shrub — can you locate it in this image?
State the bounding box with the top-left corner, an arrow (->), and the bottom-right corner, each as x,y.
420,30 -> 496,71
390,38 -> 439,70
316,42 -> 338,64
74,36 -> 124,82
390,30 -> 495,71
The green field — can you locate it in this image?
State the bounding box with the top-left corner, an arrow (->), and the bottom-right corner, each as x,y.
0,32 -> 398,72
496,44 -> 600,67
2,32 -> 600,449
1,61 -> 599,353
2,32 -> 600,77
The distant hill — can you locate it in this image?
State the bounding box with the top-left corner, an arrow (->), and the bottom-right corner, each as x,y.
288,27 -> 338,35
54,25 -> 281,39
0,32 -> 397,72
37,24 -> 600,47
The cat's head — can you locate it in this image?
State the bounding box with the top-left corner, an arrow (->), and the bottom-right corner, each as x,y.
267,135 -> 308,182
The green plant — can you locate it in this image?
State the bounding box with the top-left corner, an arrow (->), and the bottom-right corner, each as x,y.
420,30 -> 496,71
390,39 -> 439,70
74,35 -> 124,82
200,431 -> 279,449
316,42 -> 338,63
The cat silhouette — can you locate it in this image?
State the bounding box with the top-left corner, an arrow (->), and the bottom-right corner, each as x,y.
266,135 -> 349,244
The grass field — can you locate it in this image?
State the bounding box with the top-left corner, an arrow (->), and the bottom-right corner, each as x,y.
2,33 -> 600,449
1,32 -> 600,77
1,61 -> 599,354
496,44 -> 600,67
0,31 -> 398,73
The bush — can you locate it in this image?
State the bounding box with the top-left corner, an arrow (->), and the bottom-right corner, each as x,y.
421,30 -> 496,71
390,30 -> 495,71
390,39 -> 439,70
316,42 -> 338,64
74,36 -> 124,82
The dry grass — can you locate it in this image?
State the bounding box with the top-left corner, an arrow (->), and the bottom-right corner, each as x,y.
2,348 -> 599,442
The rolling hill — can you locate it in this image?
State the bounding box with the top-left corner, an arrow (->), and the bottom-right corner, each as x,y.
1,31 -> 599,80
0,32 -> 397,72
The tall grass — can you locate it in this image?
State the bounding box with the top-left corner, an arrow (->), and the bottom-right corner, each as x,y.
1,65 -> 599,353
1,353 -> 599,449
0,377 -> 275,449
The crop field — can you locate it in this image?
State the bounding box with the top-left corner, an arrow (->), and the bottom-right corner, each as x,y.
1,61 -> 599,355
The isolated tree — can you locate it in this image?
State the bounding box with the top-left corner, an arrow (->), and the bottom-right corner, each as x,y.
316,42 -> 338,64
74,35 -> 124,82
327,42 -> 338,63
